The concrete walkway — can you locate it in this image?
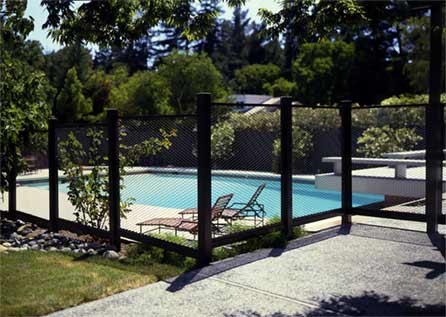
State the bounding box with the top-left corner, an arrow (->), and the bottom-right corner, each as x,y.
48,224 -> 445,317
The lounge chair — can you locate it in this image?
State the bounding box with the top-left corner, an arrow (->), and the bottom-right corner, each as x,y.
136,193 -> 233,237
222,183 -> 266,226
179,183 -> 267,227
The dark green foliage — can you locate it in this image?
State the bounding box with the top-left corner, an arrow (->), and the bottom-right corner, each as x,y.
272,128 -> 313,173
109,71 -> 173,115
234,64 -> 281,94
264,78 -> 297,97
40,0 -> 245,47
158,52 -> 228,113
0,1 -> 52,191
357,126 -> 422,158
212,226 -> 306,261
56,67 -> 93,122
292,40 -> 355,104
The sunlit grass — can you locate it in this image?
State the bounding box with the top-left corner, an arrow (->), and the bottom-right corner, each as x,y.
0,251 -> 184,317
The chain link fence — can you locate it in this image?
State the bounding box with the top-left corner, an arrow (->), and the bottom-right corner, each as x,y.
210,105 -> 281,238
118,115 -> 198,247
55,123 -> 109,228
351,105 -> 428,217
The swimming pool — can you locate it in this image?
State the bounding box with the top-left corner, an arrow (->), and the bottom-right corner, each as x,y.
26,173 -> 383,218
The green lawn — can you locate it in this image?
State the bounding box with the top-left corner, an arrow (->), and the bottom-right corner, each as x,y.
0,251 -> 184,317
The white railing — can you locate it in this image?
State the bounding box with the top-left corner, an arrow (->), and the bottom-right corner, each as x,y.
322,157 -> 446,179
382,149 -> 446,159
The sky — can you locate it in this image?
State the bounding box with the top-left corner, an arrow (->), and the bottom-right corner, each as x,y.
25,0 -> 281,53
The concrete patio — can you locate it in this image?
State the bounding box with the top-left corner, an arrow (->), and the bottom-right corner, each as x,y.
48,223 -> 445,317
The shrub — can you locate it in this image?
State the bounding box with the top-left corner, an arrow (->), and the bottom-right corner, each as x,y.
263,77 -> 297,97
59,128 -> 176,229
357,125 -> 422,158
211,121 -> 235,162
272,127 -> 313,173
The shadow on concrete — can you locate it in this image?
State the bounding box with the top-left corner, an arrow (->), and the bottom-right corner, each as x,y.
223,291 -> 446,317
403,260 -> 445,279
165,225 -> 344,292
428,233 -> 445,259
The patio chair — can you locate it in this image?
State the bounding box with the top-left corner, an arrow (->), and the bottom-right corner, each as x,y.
222,183 -> 266,226
179,183 -> 267,227
136,193 -> 233,238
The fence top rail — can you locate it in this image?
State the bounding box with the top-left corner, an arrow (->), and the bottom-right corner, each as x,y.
119,114 -> 197,120
322,156 -> 446,166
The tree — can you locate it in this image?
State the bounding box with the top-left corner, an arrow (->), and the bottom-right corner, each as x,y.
56,67 -> 93,122
158,52 -> 228,113
41,0 -> 244,47
234,64 -> 281,94
400,16 -> 445,94
109,71 -> 173,115
259,0 -> 365,77
292,39 -> 355,104
0,0 -> 51,191
83,70 -> 113,118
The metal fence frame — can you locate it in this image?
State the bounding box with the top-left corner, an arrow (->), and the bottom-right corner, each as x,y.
5,93 -> 445,266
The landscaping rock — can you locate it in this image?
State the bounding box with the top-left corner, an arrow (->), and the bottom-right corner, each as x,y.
103,250 -> 120,260
0,245 -> 8,253
8,247 -> 21,252
59,230 -> 79,240
10,232 -> 23,240
2,242 -> 12,248
15,219 -> 25,226
48,247 -> 58,252
61,247 -> 71,252
87,242 -> 102,250
26,229 -> 46,239
17,224 -> 32,233
87,249 -> 97,255
30,244 -> 40,250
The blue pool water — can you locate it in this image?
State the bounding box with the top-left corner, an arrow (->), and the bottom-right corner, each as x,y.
27,173 -> 383,218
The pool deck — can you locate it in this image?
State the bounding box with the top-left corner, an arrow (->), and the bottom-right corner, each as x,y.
48,223 -> 446,317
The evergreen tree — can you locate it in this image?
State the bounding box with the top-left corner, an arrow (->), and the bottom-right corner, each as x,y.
56,67 -> 93,122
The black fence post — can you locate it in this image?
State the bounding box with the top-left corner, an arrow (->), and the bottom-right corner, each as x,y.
107,109 -> 121,251
8,143 -> 17,217
426,2 -> 444,234
48,117 -> 59,231
197,93 -> 212,266
340,100 -> 352,225
280,96 -> 293,239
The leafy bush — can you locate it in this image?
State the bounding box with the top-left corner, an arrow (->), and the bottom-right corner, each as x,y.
212,225 -> 306,261
211,121 -> 235,162
380,93 -> 446,106
263,77 -> 297,97
59,128 -> 176,229
357,125 -> 422,158
124,235 -> 196,269
272,127 -> 313,173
